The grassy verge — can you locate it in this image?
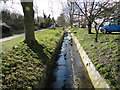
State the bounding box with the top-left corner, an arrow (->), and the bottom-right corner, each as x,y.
1,36 -> 25,53
1,27 -> 64,89
70,27 -> 120,89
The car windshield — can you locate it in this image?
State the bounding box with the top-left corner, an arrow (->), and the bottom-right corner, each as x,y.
118,20 -> 120,25
109,20 -> 118,25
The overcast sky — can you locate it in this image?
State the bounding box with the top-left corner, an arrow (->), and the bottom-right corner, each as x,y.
0,0 -> 67,19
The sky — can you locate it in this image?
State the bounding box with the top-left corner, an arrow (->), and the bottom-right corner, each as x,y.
0,0 -> 67,20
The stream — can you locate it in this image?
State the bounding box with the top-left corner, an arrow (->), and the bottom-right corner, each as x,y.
47,32 -> 94,89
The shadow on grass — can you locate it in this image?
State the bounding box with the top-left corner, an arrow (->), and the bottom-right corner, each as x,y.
25,40 -> 49,64
90,32 -> 95,34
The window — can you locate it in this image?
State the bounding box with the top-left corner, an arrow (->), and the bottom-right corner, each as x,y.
110,21 -> 118,25
118,20 -> 120,25
110,22 -> 115,25
114,21 -> 118,25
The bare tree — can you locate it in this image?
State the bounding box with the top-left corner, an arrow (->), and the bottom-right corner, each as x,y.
93,2 -> 117,42
74,0 -> 117,34
34,0 -> 39,24
67,1 -> 75,28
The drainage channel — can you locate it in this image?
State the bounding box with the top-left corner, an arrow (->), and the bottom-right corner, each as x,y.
47,32 -> 94,89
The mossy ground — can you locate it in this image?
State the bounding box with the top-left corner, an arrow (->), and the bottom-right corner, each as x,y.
70,27 -> 120,89
1,27 -> 64,89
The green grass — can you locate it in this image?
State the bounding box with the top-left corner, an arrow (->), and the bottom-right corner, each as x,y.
1,36 -> 25,53
1,28 -> 63,53
1,27 -> 64,89
70,27 -> 120,89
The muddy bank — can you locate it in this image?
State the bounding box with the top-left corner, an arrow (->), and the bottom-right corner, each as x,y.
39,32 -> 65,88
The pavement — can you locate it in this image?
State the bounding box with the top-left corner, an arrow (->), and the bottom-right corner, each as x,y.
0,29 -> 48,43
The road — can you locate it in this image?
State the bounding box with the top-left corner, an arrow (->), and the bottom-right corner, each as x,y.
0,29 -> 48,42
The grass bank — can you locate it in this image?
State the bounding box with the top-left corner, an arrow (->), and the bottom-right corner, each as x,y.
70,27 -> 120,89
1,27 -> 64,89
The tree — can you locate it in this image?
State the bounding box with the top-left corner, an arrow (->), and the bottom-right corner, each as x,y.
34,1 -> 39,24
57,13 -> 65,27
42,13 -> 52,28
94,3 -> 117,42
67,1 -> 75,28
47,14 -> 52,27
75,0 -> 117,34
21,0 -> 36,43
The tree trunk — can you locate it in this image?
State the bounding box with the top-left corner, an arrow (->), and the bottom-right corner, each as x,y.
70,14 -> 73,28
21,1 -> 36,43
94,23 -> 98,42
70,2 -> 73,28
88,21 -> 92,34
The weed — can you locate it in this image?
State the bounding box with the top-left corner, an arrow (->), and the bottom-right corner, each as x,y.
93,58 -> 98,61
112,54 -> 118,58
113,49 -> 118,53
112,67 -> 119,72
93,62 -> 98,66
105,67 -> 111,72
104,72 -> 111,79
92,53 -> 96,56
96,63 -> 104,69
99,52 -> 105,56
86,51 -> 90,54
109,79 -> 116,86
110,58 -> 120,62
115,58 -> 120,62
99,68 -> 106,74
110,58 -> 114,62
91,46 -> 97,49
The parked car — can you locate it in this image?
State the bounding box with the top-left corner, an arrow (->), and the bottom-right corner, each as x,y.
50,25 -> 56,29
100,19 -> 120,34
73,24 -> 78,27
80,24 -> 86,28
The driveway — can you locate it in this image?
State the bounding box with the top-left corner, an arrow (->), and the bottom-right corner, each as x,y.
0,29 -> 48,42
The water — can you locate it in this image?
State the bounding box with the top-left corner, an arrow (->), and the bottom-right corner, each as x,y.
47,33 -> 94,89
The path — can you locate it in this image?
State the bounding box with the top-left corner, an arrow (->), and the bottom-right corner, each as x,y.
0,29 -> 48,42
